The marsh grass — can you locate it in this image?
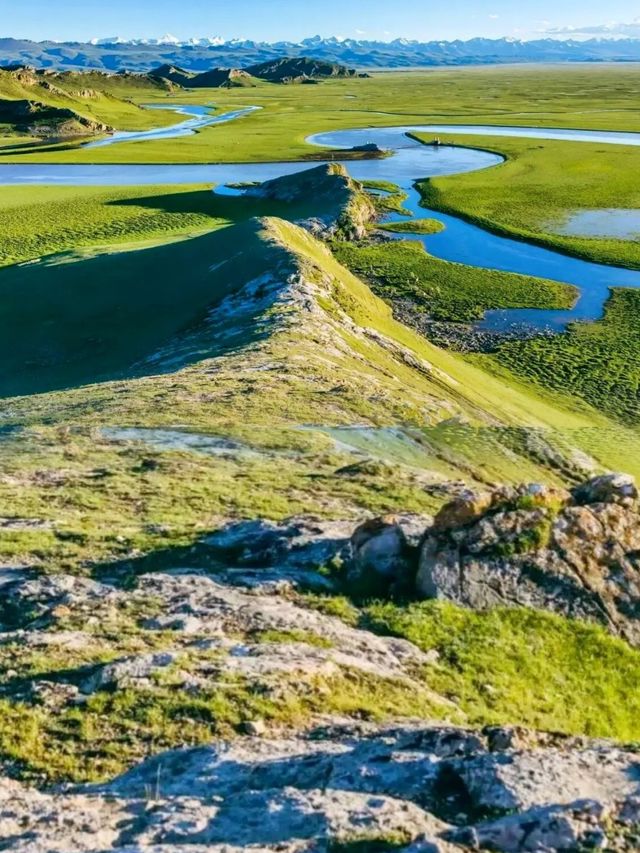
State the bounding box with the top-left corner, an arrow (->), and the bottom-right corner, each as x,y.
332,239 -> 575,322
488,288 -> 640,423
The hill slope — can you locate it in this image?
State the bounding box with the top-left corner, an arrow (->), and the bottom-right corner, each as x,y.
0,65 -> 177,134
245,56 -> 362,82
4,166 -> 640,849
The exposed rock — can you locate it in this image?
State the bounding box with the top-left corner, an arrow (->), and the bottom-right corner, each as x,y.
81,651 -> 179,694
573,471 -> 638,507
349,513 -> 432,596
3,722 -> 640,850
2,567 -> 439,701
245,164 -> 376,240
416,474 -> 640,644
0,97 -> 111,136
204,515 -> 353,572
447,800 -> 612,852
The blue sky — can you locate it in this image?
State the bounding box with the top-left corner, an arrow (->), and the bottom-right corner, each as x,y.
1,0 -> 639,43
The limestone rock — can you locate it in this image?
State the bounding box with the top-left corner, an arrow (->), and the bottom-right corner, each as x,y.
573,472 -> 638,507
82,652 -> 179,694
3,722 -> 640,850
416,474 -> 640,644
349,513 -> 432,595
204,516 -> 353,572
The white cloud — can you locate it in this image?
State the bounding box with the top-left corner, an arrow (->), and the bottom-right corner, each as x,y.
541,17 -> 640,39
488,14 -> 500,20
355,29 -> 366,35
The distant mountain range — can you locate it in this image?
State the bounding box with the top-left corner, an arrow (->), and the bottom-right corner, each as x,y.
2,35 -> 640,72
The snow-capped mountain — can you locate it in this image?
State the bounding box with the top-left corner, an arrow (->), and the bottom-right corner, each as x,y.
3,34 -> 640,73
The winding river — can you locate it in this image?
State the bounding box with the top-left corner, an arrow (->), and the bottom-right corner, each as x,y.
2,106 -> 640,333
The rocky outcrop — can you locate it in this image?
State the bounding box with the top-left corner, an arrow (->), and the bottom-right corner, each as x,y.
349,513 -> 432,596
244,56 -> 364,83
416,474 -> 640,644
3,721 -> 640,850
3,474 -> 640,849
245,164 -> 376,240
0,564 -> 439,701
0,97 -> 111,136
204,516 -> 354,573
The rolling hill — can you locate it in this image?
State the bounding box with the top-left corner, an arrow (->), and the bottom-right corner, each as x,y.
0,64 -> 177,135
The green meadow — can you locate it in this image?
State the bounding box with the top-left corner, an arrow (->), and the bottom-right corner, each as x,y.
3,64 -> 640,164
415,134 -> 640,268
332,239 -> 576,322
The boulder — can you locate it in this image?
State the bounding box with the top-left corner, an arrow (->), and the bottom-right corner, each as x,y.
349,513 -> 432,596
573,471 -> 638,507
416,474 -> 640,643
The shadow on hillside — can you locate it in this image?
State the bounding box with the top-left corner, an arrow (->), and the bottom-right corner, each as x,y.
90,537 -> 229,588
108,188 -> 318,225
0,218 -> 284,398
0,139 -> 82,156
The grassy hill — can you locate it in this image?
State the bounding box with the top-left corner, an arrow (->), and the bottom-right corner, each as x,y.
0,65 -> 180,133
2,171 -> 639,574
3,168 -> 640,780
189,68 -> 259,88
244,56 -> 362,83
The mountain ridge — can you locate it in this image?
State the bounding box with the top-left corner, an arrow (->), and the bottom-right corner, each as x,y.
3,34 -> 640,71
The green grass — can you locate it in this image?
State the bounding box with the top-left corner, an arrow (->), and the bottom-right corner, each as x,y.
332,238 -> 576,322
0,185 -> 223,266
0,670 -> 451,783
0,220 -> 277,396
364,600 -> 640,740
414,134 -> 640,269
1,213 -> 637,573
487,288 -> 640,423
3,64 -> 640,166
0,183 -> 314,267
379,218 -> 444,235
0,67 -> 182,133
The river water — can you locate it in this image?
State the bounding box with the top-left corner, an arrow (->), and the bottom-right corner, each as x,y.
2,112 -> 640,333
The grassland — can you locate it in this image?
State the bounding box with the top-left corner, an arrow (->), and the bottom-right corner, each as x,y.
333,239 -> 576,322
484,288 -> 640,423
415,134 -> 640,268
2,64 -> 640,165
0,67 -> 182,133
0,183 -> 304,266
0,202 -> 640,781
364,600 -> 640,740
0,214 -> 638,575
2,67 -> 640,779
379,218 -> 444,234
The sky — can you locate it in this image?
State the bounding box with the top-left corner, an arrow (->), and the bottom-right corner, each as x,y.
1,0 -> 640,44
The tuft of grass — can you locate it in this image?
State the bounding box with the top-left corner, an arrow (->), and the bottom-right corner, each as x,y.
364,600 -> 640,740
328,833 -> 412,853
253,629 -> 335,648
